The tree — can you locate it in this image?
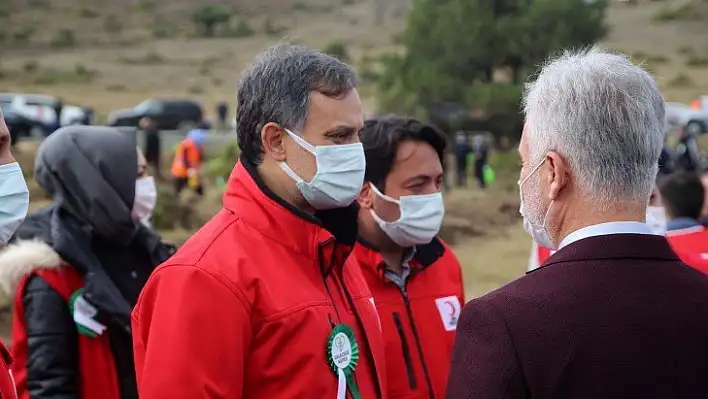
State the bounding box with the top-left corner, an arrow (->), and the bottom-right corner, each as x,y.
377,0 -> 608,138
192,4 -> 231,37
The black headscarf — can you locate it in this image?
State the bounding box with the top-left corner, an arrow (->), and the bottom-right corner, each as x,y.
34,126 -> 138,246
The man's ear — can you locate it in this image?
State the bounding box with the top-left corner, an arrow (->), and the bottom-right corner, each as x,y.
357,182 -> 374,209
546,151 -> 568,200
261,122 -> 286,162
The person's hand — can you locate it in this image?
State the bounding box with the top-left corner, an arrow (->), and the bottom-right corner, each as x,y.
0,108 -> 16,166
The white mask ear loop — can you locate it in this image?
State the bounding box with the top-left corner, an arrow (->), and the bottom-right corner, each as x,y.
280,129 -> 316,183
284,129 -> 316,155
369,182 -> 400,205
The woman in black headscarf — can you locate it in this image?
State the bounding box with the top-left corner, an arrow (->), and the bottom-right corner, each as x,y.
0,126 -> 174,399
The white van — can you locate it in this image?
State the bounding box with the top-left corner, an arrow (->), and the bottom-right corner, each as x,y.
0,93 -> 93,128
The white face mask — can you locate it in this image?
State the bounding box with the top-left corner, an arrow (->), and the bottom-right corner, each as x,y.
369,182 -> 445,248
645,206 -> 667,235
0,162 -> 30,244
280,129 -> 366,210
132,176 -> 157,221
519,159 -> 556,250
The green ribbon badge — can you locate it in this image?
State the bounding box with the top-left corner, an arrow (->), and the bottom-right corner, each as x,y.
327,324 -> 361,399
68,289 -> 107,338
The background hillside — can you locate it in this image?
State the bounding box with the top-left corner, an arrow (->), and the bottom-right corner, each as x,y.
1,0 -> 707,120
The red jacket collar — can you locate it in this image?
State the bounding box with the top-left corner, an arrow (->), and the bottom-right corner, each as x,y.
223,157 -> 359,260
354,238 -> 447,282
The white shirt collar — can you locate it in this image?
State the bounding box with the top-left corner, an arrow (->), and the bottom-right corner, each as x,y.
558,221 -> 659,250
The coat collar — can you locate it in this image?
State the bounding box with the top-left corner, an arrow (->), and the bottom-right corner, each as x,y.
354,237 -> 447,282
528,233 -> 679,274
223,156 -> 359,261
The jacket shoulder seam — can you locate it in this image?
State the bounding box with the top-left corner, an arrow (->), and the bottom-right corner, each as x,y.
157,263 -> 252,314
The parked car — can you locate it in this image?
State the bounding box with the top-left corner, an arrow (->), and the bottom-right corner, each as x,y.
1,103 -> 45,145
106,99 -> 207,130
665,96 -> 708,136
0,93 -> 94,131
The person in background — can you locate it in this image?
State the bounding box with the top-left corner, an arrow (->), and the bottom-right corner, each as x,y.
170,128 -> 206,197
0,126 -> 174,399
135,148 -> 158,228
448,48 -> 708,398
658,172 -> 708,273
52,98 -> 63,133
132,44 -> 386,398
658,141 -> 674,175
471,134 -> 488,189
0,106 -> 30,399
699,171 -> 708,226
216,101 -> 228,131
140,117 -> 163,181
453,132 -> 470,187
354,116 -> 464,399
675,125 -> 701,171
81,106 -> 95,126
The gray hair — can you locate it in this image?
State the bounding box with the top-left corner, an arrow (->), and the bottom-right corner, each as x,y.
236,43 -> 358,164
522,47 -> 665,210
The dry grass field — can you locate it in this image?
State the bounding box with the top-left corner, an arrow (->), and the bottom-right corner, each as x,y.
1,0 -> 708,303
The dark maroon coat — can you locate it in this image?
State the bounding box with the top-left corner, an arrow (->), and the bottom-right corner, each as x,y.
447,234 -> 708,399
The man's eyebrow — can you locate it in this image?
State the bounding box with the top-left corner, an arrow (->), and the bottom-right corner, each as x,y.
404,174 -> 434,184
325,125 -> 357,136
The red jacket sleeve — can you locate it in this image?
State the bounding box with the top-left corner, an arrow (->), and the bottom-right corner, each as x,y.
446,296 -> 527,398
132,265 -> 252,398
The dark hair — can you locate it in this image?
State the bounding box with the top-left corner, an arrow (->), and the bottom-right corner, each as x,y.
236,43 -> 358,165
658,171 -> 705,220
361,116 -> 447,190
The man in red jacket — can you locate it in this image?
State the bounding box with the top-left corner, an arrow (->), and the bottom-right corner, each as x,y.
659,171 -> 708,273
353,116 -> 464,399
0,105 -> 30,399
132,44 -> 386,398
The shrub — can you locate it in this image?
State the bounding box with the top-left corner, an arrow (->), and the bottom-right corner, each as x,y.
22,60 -> 39,73
686,54 -> 708,67
78,6 -> 100,18
206,141 -> 239,181
653,3 -> 697,22
322,41 -> 349,62
12,25 -> 36,43
668,72 -> 692,87
32,65 -> 98,85
677,46 -> 693,55
192,4 -> 231,37
151,183 -> 179,230
263,17 -> 287,37
119,50 -> 166,65
50,29 -> 77,48
136,0 -> 155,12
226,20 -> 254,38
27,0 -> 51,9
103,15 -> 123,35
188,84 -> 204,94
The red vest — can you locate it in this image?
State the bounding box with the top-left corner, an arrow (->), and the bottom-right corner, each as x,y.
11,267 -> 121,399
529,242 -> 556,270
666,226 -> 708,274
0,341 -> 17,399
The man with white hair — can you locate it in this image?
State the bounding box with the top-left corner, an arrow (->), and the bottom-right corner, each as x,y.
447,48 -> 708,398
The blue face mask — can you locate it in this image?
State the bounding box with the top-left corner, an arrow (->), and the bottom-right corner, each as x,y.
0,162 -> 30,244
279,129 -> 366,210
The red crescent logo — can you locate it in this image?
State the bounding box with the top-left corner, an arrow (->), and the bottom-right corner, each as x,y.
444,300 -> 456,317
